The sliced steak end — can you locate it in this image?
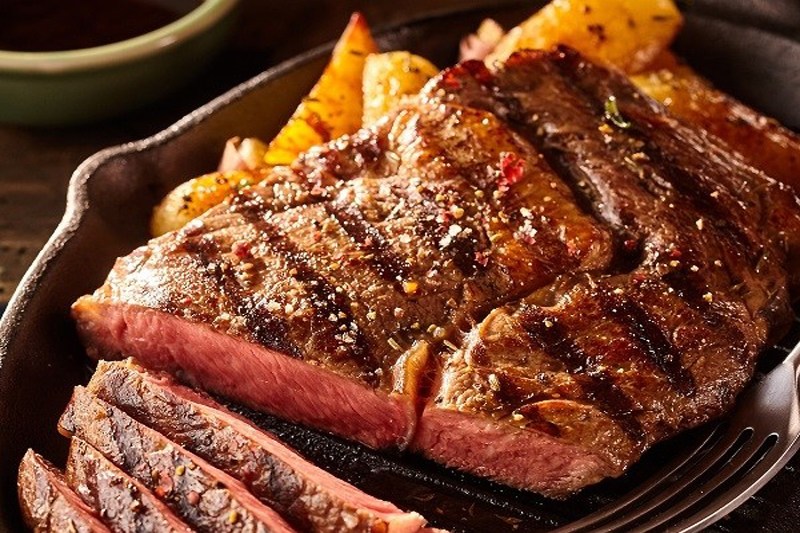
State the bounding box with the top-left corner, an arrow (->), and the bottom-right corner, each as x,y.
18,449 -> 111,533
59,387 -> 297,533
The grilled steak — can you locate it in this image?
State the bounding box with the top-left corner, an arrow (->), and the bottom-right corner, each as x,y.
18,449 -> 111,533
72,47 -> 800,495
85,359 -> 426,533
66,437 -> 193,533
59,388 -> 296,533
73,75 -> 610,449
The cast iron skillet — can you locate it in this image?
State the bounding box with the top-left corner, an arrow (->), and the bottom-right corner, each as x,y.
2,1 -> 800,531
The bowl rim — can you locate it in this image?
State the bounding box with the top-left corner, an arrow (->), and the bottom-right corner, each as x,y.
0,0 -> 238,74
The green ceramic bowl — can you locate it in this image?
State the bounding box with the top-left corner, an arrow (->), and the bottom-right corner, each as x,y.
0,0 -> 238,126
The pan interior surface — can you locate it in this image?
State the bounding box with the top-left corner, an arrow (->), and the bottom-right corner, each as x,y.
2,1 -> 800,531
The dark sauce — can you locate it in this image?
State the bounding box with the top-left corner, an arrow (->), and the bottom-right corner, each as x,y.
0,0 -> 202,52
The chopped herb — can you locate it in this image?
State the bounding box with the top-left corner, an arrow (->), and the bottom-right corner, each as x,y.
604,96 -> 631,129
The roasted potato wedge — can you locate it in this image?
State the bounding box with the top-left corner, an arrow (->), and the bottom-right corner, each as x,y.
362,51 -> 439,125
150,171 -> 257,237
633,54 -> 800,192
263,12 -> 378,166
487,0 -> 682,74
151,14 -> 377,237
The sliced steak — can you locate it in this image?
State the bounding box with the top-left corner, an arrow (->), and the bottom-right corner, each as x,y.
59,388 -> 296,533
414,49 -> 800,496
86,359 -> 426,533
18,449 -> 111,533
66,437 -> 193,533
73,85 -> 610,449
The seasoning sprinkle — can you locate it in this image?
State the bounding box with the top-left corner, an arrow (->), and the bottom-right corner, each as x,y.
388,338 -> 402,351
443,339 -> 459,352
228,510 -> 239,524
403,280 -> 419,294
604,95 -> 631,129
174,465 -> 185,476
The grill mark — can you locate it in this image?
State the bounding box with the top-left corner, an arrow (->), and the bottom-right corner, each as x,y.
518,306 -> 644,441
230,203 -> 379,384
661,269 -> 749,351
180,237 -> 303,359
547,52 -> 758,258
635,138 -> 756,257
599,285 -> 696,394
324,200 -> 410,284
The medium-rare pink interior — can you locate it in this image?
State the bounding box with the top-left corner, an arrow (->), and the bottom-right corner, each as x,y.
75,302 -> 417,449
86,359 -> 427,533
72,48 -> 800,497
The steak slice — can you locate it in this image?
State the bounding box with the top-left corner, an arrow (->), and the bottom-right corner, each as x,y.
66,437 -> 193,533
18,449 -> 111,533
86,359 -> 426,533
59,388 -> 296,533
414,49 -> 800,496
73,85 -> 610,449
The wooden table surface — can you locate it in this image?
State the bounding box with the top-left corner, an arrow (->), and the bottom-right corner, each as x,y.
2,1 -> 800,531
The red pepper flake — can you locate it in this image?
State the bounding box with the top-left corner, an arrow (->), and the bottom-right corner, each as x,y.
187,491 -> 200,506
669,248 -> 682,259
441,70 -> 464,90
462,61 -> 494,85
518,232 -> 537,246
623,239 -> 638,252
474,250 -> 490,267
436,208 -> 453,225
154,470 -> 173,498
498,152 -> 525,191
231,241 -> 251,259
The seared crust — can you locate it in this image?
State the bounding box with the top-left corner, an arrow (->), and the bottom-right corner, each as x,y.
66,437 -> 193,533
